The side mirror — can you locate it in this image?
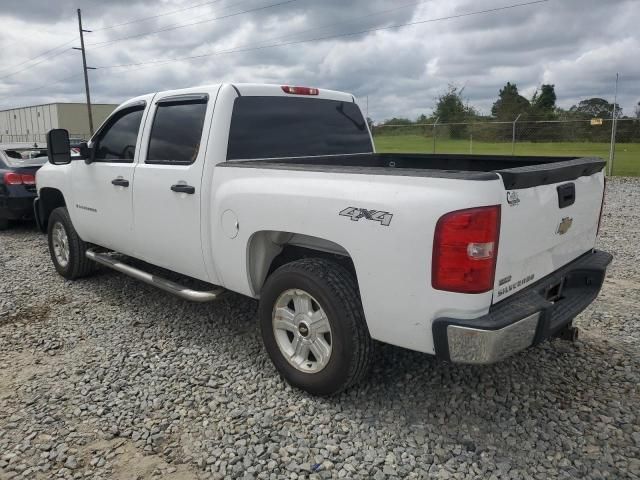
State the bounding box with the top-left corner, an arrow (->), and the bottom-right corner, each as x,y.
46,129 -> 71,165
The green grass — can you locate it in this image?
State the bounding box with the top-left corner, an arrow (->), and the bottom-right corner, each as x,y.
374,134 -> 639,176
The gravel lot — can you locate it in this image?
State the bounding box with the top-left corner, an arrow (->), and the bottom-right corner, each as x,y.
1,177 -> 639,480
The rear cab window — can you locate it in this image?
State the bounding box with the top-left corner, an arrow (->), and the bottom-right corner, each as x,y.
227,96 -> 373,160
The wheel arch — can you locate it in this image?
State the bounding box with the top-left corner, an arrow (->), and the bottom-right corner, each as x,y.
246,231 -> 358,297
37,187 -> 67,232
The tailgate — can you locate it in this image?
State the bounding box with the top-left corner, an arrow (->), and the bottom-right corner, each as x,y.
493,161 -> 605,303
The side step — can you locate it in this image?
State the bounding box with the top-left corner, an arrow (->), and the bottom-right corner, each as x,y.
86,249 -> 225,302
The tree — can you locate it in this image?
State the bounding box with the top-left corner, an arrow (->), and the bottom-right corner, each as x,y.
491,82 -> 530,120
434,85 -> 469,138
434,85 -> 466,121
380,117 -> 413,125
569,98 -> 622,119
531,84 -> 557,114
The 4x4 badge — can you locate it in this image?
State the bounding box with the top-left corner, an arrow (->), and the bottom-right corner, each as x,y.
339,207 -> 393,226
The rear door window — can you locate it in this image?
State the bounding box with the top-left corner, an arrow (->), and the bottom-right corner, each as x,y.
146,98 -> 208,165
227,96 -> 373,160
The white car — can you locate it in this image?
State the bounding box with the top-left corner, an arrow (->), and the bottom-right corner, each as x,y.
34,83 -> 611,395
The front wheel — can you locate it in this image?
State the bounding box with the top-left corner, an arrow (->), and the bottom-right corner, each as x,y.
47,207 -> 95,280
259,258 -> 374,396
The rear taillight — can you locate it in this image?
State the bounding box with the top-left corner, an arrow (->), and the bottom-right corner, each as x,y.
597,177 -> 606,236
3,172 -> 23,185
20,174 -> 35,185
281,85 -> 319,95
2,172 -> 35,185
432,205 -> 501,294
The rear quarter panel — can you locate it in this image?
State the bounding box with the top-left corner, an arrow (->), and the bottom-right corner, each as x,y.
208,165 -> 504,354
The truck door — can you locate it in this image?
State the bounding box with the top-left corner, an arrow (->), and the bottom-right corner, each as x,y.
132,92 -> 212,281
70,101 -> 147,254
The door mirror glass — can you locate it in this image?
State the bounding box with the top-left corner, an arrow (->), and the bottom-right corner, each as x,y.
46,129 -> 71,165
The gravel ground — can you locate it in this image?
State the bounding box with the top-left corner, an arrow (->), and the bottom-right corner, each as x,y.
1,177 -> 639,480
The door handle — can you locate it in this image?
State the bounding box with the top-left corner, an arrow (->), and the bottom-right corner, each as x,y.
171,184 -> 195,194
111,178 -> 129,187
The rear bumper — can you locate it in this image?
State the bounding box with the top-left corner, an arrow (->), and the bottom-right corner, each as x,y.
0,196 -> 36,220
432,249 -> 612,364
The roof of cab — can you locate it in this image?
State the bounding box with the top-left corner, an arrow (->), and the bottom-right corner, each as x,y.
119,83 -> 355,110
229,83 -> 355,103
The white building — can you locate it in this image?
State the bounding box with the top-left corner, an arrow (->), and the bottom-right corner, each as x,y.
0,102 -> 117,143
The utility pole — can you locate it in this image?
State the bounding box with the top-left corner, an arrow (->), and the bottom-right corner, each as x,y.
608,73 -> 619,176
74,9 -> 95,136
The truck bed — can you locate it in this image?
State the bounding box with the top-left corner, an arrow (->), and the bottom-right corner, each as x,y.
223,153 -> 605,189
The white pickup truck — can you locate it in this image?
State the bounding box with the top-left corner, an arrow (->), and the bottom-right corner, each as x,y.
35,83 -> 611,395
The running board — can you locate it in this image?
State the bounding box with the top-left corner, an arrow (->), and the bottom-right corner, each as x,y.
86,249 -> 225,302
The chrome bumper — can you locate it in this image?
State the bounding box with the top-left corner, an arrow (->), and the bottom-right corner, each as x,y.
446,312 -> 540,364
432,250 -> 612,365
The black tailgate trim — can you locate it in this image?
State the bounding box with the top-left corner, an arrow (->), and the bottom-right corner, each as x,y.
497,157 -> 605,189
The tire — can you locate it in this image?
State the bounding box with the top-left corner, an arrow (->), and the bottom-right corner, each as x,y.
259,258 -> 374,396
47,207 -> 95,280
0,218 -> 8,230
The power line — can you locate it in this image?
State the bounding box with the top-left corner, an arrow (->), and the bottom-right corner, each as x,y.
88,0 -> 299,49
214,0 -> 437,54
0,0 -> 427,105
116,0 -> 440,73
0,73 -> 84,107
96,0 -> 550,71
0,37 -> 76,79
92,0 -> 226,31
0,47 -> 75,81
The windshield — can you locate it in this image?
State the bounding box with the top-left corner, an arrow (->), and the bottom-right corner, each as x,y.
2,149 -> 48,167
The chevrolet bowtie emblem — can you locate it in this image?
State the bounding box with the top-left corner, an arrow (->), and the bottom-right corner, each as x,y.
556,217 -> 573,235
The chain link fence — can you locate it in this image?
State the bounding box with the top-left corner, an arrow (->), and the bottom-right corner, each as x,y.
2,118 -> 638,176
373,118 -> 640,176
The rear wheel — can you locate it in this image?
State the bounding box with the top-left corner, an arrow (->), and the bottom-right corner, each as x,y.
259,258 -> 374,396
47,207 -> 95,279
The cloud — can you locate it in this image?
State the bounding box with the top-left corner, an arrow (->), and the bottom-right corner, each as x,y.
0,0 -> 638,120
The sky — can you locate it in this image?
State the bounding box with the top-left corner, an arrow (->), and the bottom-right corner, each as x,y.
0,0 -> 638,122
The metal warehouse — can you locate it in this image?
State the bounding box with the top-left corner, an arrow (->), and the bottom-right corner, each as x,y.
0,102 -> 117,143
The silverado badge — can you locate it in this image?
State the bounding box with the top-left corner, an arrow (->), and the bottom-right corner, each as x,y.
556,217 -> 573,235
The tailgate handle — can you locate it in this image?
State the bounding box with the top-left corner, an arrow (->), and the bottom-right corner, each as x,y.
557,183 -> 575,208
